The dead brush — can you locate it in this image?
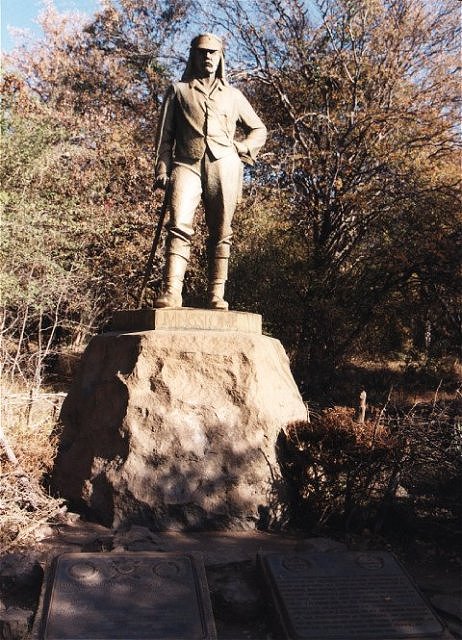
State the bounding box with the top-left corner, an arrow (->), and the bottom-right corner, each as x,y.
382,391 -> 462,492
279,394 -> 462,533
279,407 -> 406,531
0,383 -> 66,551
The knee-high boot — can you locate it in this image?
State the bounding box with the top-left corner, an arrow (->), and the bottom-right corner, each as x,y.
207,256 -> 229,310
154,252 -> 188,308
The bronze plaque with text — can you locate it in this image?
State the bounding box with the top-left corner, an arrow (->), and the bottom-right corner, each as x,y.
259,551 -> 444,640
36,552 -> 216,639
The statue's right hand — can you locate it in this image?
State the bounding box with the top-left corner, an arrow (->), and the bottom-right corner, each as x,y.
155,173 -> 169,190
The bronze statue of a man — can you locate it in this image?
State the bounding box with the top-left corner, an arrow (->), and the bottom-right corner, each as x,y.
154,33 -> 267,310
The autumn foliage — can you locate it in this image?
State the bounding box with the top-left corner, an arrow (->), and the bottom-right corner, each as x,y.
1,0 -> 460,387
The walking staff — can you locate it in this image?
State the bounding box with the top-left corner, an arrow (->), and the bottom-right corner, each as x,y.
137,185 -> 171,308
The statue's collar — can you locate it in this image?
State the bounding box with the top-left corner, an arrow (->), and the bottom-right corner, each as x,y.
189,77 -> 229,92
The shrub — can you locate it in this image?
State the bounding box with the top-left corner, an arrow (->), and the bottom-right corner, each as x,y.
0,383 -> 65,550
279,398 -> 462,533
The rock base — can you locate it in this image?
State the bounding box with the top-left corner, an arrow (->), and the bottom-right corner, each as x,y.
51,322 -> 306,529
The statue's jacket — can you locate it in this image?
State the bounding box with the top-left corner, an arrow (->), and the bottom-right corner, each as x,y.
155,78 -> 267,177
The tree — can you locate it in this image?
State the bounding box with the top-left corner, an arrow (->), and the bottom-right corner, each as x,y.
1,0 -> 190,383
2,0 -> 460,389
202,0 -> 461,378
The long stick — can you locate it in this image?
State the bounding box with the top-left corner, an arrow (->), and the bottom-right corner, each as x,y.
137,186 -> 170,308
0,424 -> 19,466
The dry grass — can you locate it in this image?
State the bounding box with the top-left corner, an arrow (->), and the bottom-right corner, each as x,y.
0,383 -> 66,551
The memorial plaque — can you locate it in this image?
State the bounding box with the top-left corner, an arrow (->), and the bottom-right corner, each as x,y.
258,551 -> 444,640
35,552 -> 217,640
110,308 -> 262,334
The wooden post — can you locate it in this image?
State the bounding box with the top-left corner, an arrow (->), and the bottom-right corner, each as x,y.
358,390 -> 367,424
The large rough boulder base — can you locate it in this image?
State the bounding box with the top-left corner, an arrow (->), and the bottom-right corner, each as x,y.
52,311 -> 307,530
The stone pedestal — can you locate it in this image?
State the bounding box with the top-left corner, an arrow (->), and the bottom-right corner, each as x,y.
52,310 -> 307,530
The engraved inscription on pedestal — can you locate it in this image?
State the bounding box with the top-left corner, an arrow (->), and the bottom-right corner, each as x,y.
110,308 -> 262,334
36,553 -> 217,640
258,551 -> 444,640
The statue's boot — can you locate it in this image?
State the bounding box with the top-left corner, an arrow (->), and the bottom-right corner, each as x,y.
154,253 -> 187,308
207,257 -> 229,310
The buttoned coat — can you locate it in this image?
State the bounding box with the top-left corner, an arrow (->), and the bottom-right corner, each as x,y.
155,79 -> 267,177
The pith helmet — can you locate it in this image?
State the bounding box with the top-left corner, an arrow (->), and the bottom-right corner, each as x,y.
181,33 -> 226,81
191,33 -> 223,51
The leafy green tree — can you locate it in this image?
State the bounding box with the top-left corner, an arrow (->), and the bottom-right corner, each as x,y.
1,0 -> 189,383
1,82 -> 94,382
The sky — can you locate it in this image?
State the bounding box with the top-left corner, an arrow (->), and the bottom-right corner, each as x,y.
1,0 -> 101,52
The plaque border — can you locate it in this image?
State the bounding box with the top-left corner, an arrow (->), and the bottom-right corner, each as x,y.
32,551 -> 217,640
257,551 -> 446,640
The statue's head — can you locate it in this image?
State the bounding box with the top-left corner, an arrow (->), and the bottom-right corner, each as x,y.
182,33 -> 226,81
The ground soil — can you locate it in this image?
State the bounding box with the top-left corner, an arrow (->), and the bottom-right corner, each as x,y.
1,511 -> 460,639
1,359 -> 460,638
